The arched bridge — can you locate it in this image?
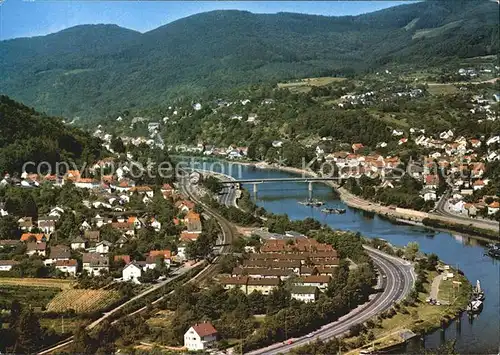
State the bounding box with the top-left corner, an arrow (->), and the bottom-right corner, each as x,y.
216,177 -> 339,197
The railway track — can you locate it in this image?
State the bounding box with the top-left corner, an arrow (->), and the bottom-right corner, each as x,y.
38,178 -> 232,354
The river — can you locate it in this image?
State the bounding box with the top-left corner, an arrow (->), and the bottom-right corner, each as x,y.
187,159 -> 499,354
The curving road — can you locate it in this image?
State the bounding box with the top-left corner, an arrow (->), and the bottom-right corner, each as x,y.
191,171 -> 416,355
247,246 -> 415,354
433,191 -> 499,231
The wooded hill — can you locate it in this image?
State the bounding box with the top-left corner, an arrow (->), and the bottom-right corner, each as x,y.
0,0 -> 498,120
0,95 -> 103,174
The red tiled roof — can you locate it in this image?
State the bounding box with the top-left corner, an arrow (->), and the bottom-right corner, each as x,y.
149,250 -> 172,259
192,322 -> 218,337
55,259 -> 77,267
300,275 -> 331,284
114,255 -> 131,264
20,233 -> 46,242
180,231 -> 200,241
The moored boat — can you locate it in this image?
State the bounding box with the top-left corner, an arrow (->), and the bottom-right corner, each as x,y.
466,300 -> 483,313
321,207 -> 347,214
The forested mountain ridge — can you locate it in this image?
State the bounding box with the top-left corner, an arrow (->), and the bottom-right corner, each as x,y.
0,96 -> 103,174
0,0 -> 498,120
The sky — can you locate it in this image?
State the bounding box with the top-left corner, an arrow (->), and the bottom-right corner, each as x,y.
0,1 -> 411,40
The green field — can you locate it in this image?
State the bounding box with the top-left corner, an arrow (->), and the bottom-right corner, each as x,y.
0,285 -> 59,310
278,77 -> 346,92
426,83 -> 460,95
39,317 -> 88,334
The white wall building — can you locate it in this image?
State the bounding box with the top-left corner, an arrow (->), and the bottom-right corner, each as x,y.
184,322 -> 218,351
122,263 -> 143,284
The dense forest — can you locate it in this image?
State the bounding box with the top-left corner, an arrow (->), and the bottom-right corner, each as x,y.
0,0 -> 498,120
0,96 -> 103,174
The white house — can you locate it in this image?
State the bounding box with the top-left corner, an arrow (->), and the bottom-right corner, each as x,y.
439,130 -> 454,140
488,201 -> 499,215
422,189 -> 437,202
71,236 -> 87,250
96,240 -> 112,254
80,221 -> 92,231
291,286 -> 318,303
486,136 -> 499,146
296,276 -> 330,290
0,260 -> 19,271
55,259 -> 78,276
37,217 -> 57,233
247,113 -> 258,123
184,322 -> 218,351
150,218 -> 161,232
122,262 -> 143,284
26,242 -> 46,257
451,200 -> 466,214
473,180 -> 485,191
82,253 -> 109,276
49,207 -> 64,218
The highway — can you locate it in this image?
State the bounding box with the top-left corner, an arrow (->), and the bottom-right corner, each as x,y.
193,173 -> 416,355
247,246 -> 415,354
218,185 -> 239,208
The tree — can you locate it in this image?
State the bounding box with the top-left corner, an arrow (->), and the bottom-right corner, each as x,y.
0,215 -> 20,239
404,242 -> 419,261
70,326 -> 98,354
266,285 -> 290,314
9,300 -> 22,329
14,308 -> 42,354
110,137 -> 126,154
427,253 -> 439,271
203,176 -> 222,194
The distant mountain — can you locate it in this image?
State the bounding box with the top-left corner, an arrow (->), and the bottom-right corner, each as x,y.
0,0 -> 498,120
0,95 -> 103,174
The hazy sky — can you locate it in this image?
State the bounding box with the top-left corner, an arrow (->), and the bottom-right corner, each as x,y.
0,1 -> 411,40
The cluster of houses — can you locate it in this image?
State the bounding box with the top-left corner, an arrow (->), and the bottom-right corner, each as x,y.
336,87 -> 423,108
219,238 -> 339,303
316,130 -> 499,214
324,148 -> 402,181
469,95 -> 497,122
0,165 -> 207,281
169,143 -> 249,160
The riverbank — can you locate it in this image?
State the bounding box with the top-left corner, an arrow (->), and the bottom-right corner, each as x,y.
178,156 -> 499,353
345,270 -> 471,354
247,161 -> 500,241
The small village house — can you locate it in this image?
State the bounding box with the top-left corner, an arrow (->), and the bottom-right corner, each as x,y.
122,262 -> 143,284
26,242 -> 47,257
82,253 -> 109,276
96,240 -> 113,254
290,286 -> 319,303
71,236 -> 87,250
0,260 -> 19,272
55,259 -> 78,276
184,322 -> 218,351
